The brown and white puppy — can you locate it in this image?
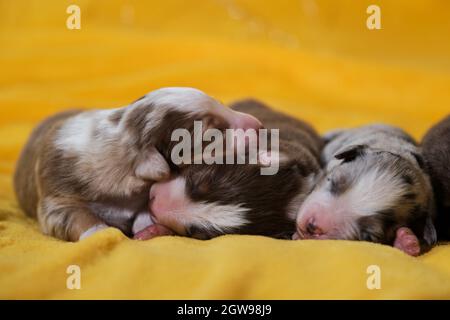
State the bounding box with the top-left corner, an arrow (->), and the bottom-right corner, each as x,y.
14,87 -> 262,241
422,115 -> 450,240
136,99 -> 323,240
293,124 -> 437,256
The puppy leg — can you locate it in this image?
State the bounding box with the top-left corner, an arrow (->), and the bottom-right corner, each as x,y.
38,197 -> 108,241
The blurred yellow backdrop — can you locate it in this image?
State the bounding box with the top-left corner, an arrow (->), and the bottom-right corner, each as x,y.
1,1 -> 449,169
0,1 -> 450,299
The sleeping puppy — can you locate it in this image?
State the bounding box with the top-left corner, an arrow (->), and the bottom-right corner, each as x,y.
422,115 -> 450,240
135,99 -> 323,240
293,124 -> 437,256
14,87 -> 262,241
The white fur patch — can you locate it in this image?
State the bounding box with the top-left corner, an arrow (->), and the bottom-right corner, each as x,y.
55,109 -> 120,154
183,202 -> 249,234
342,168 -> 406,217
79,224 -> 109,240
55,113 -> 93,154
154,176 -> 249,234
174,176 -> 250,233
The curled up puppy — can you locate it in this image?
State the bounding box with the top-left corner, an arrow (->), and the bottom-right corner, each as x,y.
135,99 -> 323,240
14,87 -> 262,241
293,124 -> 437,256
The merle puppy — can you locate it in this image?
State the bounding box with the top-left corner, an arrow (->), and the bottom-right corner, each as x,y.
293,124 -> 437,256
14,87 -> 262,241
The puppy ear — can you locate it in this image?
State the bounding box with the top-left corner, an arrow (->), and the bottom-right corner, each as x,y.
334,144 -> 368,162
135,147 -> 170,181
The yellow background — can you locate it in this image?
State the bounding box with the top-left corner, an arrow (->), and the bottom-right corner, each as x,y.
0,0 -> 449,299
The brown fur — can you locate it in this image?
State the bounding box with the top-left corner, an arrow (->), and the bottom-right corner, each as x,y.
14,110 -> 82,218
13,110 -> 102,240
177,99 -> 323,239
422,115 -> 450,239
14,99 -> 231,241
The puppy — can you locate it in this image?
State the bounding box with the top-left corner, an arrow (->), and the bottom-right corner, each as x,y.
422,115 -> 450,239
293,124 -> 437,256
14,87 -> 262,241
136,99 -> 323,240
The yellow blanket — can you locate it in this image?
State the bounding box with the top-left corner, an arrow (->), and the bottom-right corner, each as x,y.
1,0 -> 450,299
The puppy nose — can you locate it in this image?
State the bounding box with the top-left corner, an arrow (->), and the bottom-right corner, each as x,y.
305,218 -> 323,236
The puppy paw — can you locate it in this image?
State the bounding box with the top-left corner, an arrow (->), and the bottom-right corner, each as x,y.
135,147 -> 170,181
393,227 -> 421,256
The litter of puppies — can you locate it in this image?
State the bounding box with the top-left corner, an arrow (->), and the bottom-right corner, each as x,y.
14,87 -> 450,256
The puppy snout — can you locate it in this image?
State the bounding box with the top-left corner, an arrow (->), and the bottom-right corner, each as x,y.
296,217 -> 325,239
148,177 -> 190,236
149,181 -> 174,219
305,218 -> 323,236
295,203 -> 334,239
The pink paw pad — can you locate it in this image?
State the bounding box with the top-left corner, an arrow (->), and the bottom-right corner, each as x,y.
133,224 -> 174,240
393,227 -> 421,256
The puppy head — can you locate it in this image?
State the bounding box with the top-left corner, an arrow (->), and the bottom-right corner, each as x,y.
294,145 -> 436,250
126,87 -> 262,151
147,152 -> 312,239
121,87 -> 263,182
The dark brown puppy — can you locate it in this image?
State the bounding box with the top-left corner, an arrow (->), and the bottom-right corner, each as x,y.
140,99 -> 323,240
422,115 -> 450,239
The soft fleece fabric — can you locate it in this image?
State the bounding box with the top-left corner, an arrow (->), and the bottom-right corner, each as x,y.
1,0 -> 450,299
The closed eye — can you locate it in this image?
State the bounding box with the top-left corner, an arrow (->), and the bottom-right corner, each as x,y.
329,176 -> 348,196
186,225 -> 211,240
